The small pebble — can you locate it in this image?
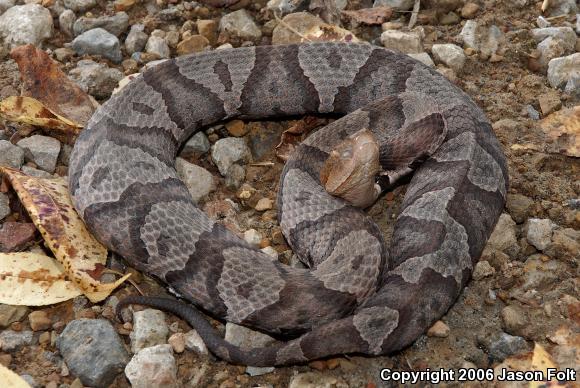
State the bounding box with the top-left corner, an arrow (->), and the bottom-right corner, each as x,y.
427,320 -> 450,337
244,229 -> 262,247
255,198 -> 273,211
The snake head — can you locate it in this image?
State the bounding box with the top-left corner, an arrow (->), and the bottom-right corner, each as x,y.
320,129 -> 381,208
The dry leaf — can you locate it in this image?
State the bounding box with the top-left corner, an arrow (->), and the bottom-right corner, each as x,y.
342,6 -> 394,25
302,24 -> 359,43
276,117 -> 325,161
10,45 -> 97,127
0,252 -> 81,306
0,167 -> 130,302
540,106 -> 579,157
0,363 -> 31,388
529,343 -> 558,388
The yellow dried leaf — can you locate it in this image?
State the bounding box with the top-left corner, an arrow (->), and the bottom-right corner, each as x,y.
0,363 -> 31,388
529,343 -> 558,388
302,24 -> 359,43
0,96 -> 82,135
0,252 -> 81,306
1,167 -> 130,302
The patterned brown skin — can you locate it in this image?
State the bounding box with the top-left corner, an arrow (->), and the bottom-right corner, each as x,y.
69,43 -> 508,366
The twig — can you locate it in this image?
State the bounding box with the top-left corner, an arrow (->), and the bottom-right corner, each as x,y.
408,0 -> 421,29
541,0 -> 549,13
102,269 -> 143,295
249,162 -> 275,167
274,12 -> 312,42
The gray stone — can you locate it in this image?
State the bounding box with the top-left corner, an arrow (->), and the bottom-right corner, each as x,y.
21,166 -> 53,178
17,135 -> 61,173
577,14 -> 580,34
0,0 -> 15,14
486,213 -> 520,257
219,9 -> 262,41
530,27 -> 576,51
506,193 -> 534,224
523,104 -> 540,120
482,333 -> 529,362
183,330 -> 208,355
521,255 -> 567,290
536,36 -> 568,71
0,140 -> 24,169
211,137 -> 251,176
175,158 -> 216,203
373,0 -> 414,10
431,43 -> 465,72
72,28 -> 122,63
125,24 -> 148,55
266,0 -> 307,15
536,16 -> 551,28
0,4 -> 53,49
564,75 -> 579,96
224,322 -> 275,349
0,330 -> 34,351
547,53 -> 580,89
0,304 -> 28,328
0,193 -> 9,221
130,309 -> 169,353
458,21 -> 503,58
157,7 -> 181,21
145,35 -> 170,59
459,20 -> 478,49
125,344 -> 177,388
58,9 -> 76,37
246,366 -> 275,376
380,30 -> 423,53
63,0 -> 96,12
180,131 -> 210,157
69,59 -> 124,99
500,305 -> 529,337
225,164 -> 246,190
472,260 -> 495,280
73,12 -> 129,37
544,0 -> 577,17
57,319 -> 129,387
406,52 -> 435,67
525,218 -> 556,251
289,372 -> 349,388
243,229 -> 262,247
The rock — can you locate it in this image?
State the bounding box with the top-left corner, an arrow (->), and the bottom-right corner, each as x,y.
461,2 -> 479,18
125,24 -> 148,54
130,309 -> 169,353
458,20 -> 478,49
523,104 -> 540,120
525,218 -> 556,251
176,35 -> 209,55
21,166 -> 53,178
0,222 -> 36,252
530,27 -> 576,51
373,0 -> 414,11
69,59 -> 124,99
19,375 -> 37,387
544,0 -> 577,17
224,323 -> 275,349
246,366 -> 275,376
0,140 -> 24,169
63,0 -> 96,12
427,320 -> 450,337
197,19 -> 218,45
16,135 -> 60,173
521,255 -> 567,290
184,330 -> 208,355
219,9 -> 262,41
482,333 -> 529,362
73,12 -> 129,37
72,28 -> 123,63
180,132 -> 210,158
58,9 -> 76,37
272,12 -> 324,45
54,47 -> 75,62
175,158 -> 215,203
225,120 -> 248,137
261,246 -> 278,259
380,30 -> 423,53
211,137 -> 251,176
547,53 -> 580,89
538,92 -> 561,116
536,16 -> 551,28
472,260 -> 495,280
545,228 -> 580,260
288,372 -> 348,388
167,333 -> 185,353
506,194 -> 534,223
255,198 -> 273,211
431,44 -> 465,72
458,22 -> 503,58
0,305 -> 28,328
407,52 -> 435,67
266,0 -> 307,15
486,213 -> 520,257
28,310 -> 51,331
0,4 -> 53,48
225,163 -> 246,190
0,193 -> 9,221
146,35 -> 170,59
500,305 -> 529,337
0,330 -> 34,351
244,229 -> 262,247
0,0 -> 15,14
57,319 -> 129,387
536,37 -> 569,71
125,344 -> 177,388
440,11 -> 460,25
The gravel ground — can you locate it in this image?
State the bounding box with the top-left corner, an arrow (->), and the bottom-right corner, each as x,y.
0,0 -> 578,387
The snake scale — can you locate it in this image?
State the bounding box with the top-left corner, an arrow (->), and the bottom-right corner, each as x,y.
68,42 -> 508,366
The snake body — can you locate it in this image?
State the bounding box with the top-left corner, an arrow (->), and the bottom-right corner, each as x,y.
68,43 -> 508,366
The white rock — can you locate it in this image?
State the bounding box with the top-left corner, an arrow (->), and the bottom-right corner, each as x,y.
244,229 -> 262,247
266,0 -> 306,15
184,330 -> 208,355
458,20 -> 478,49
175,158 -> 215,203
219,9 -> 262,41
0,0 -> 15,14
224,322 -> 275,349
406,52 -> 435,67
530,27 -> 576,51
145,35 -> 170,59
0,4 -> 53,48
211,137 -> 251,176
536,16 -> 551,28
537,36 -> 568,71
261,246 -> 278,259
17,135 -> 61,173
246,366 -> 275,376
125,344 -> 177,388
431,44 -> 465,72
58,9 -> 76,37
130,309 -> 169,353
525,218 -> 556,251
487,213 -> 520,257
380,30 -> 423,53
125,24 -> 148,55
547,53 -> 580,89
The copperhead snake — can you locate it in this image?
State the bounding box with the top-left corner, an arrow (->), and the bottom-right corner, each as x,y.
68,42 -> 508,366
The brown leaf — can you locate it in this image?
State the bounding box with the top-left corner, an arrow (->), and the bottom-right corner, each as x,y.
275,117 -> 325,161
0,364 -> 31,387
10,45 -> 97,128
342,6 -> 394,25
540,106 -> 579,158
0,167 -> 129,302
